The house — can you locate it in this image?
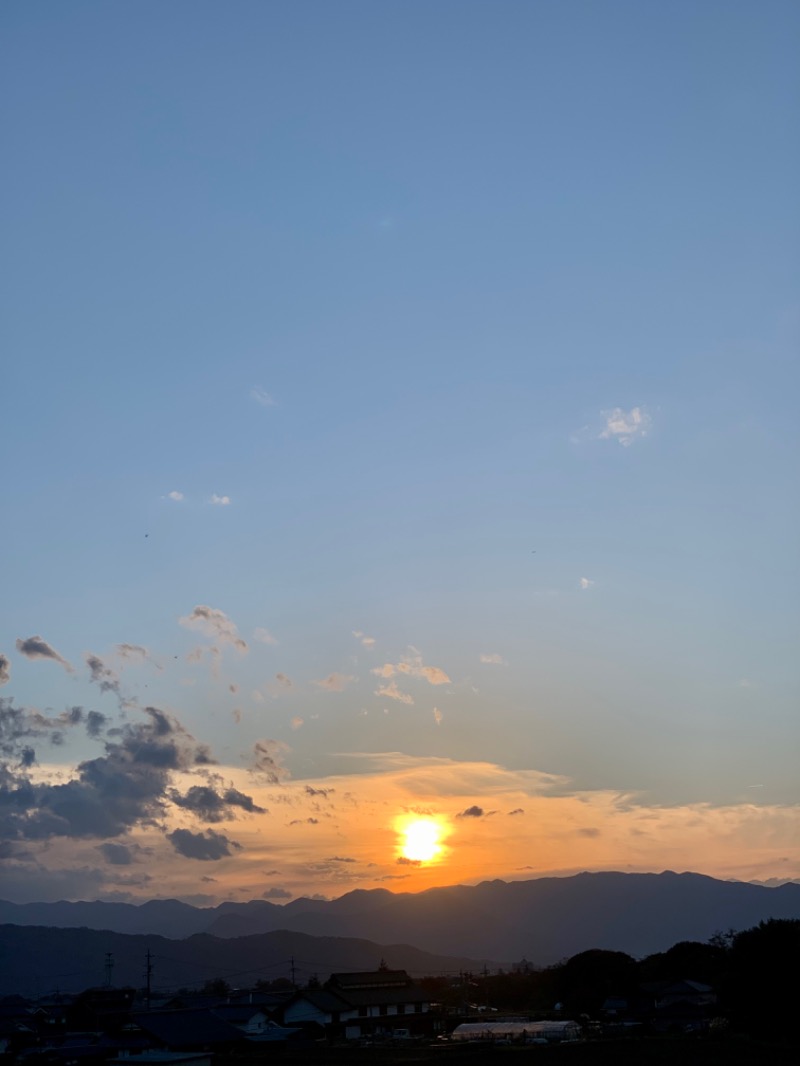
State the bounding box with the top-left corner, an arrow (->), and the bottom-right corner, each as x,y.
282,969 -> 431,1040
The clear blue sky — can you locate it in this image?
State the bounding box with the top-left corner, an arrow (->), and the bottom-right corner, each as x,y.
1,1 -> 798,904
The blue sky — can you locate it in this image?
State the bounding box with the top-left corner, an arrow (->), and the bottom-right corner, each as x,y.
1,1 -> 798,904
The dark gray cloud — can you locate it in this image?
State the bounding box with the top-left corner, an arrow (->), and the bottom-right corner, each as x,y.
0,698 -> 91,761
15,636 -> 73,672
169,784 -> 265,823
97,842 -> 135,865
457,805 -> 485,818
577,827 -> 601,838
0,704 -> 216,844
251,739 -> 289,783
0,655 -> 10,686
262,886 -> 292,899
167,828 -> 240,861
85,653 -> 123,702
396,855 -> 421,866
305,785 -> 334,798
326,855 -> 355,863
508,808 -> 524,815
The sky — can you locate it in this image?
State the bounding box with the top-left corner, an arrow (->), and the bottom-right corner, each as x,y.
1,0 -> 798,907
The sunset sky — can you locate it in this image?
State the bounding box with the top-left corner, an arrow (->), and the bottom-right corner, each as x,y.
2,0 -> 798,907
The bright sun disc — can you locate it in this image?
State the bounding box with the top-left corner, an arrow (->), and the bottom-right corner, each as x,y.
400,818 -> 443,862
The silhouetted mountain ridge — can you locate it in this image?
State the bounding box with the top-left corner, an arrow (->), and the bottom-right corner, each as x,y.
0,924 -> 487,997
1,871 -> 798,965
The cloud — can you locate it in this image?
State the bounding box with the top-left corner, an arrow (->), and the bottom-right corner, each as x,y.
263,885 -> 291,899
372,652 -> 450,686
290,716 -> 304,730
0,705 -> 215,844
0,655 -> 9,686
326,855 -> 356,863
97,842 -> 135,865
305,785 -> 334,799
115,644 -> 151,663
251,739 -> 290,784
85,653 -> 123,703
433,707 -> 443,726
578,827 -> 601,838
179,605 -> 248,653
579,577 -> 595,590
15,635 -> 73,672
508,808 -> 524,816
275,673 -> 293,688
210,494 -> 231,506
353,630 -> 376,648
396,855 -> 421,866
166,491 -> 184,502
599,406 -> 651,446
167,828 -> 240,861
169,784 -> 266,822
375,681 -> 414,705
479,653 -> 507,665
313,673 -> 355,692
253,627 -> 278,645
457,805 -> 485,818
250,386 -> 275,408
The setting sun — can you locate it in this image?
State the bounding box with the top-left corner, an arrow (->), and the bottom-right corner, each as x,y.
398,817 -> 446,863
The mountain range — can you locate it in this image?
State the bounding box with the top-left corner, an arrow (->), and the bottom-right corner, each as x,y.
2,871 -> 798,995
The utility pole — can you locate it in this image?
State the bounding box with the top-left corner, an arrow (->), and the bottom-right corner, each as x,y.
144,950 -> 153,1010
104,952 -> 114,989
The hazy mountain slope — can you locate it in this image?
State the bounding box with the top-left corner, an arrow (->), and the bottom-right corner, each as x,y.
3,872 -> 799,965
206,871 -> 800,960
0,924 -> 488,997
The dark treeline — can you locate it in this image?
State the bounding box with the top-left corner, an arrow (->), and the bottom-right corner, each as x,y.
415,918 -> 799,1036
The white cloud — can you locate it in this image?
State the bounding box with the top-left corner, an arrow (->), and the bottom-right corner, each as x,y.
210,494 -> 231,506
179,605 -> 248,652
166,491 -> 185,502
599,406 -> 651,446
479,653 -> 507,666
353,630 -> 376,648
433,707 -> 443,726
250,386 -> 275,407
253,627 -> 278,645
375,680 -> 414,705
371,651 -> 451,686
580,577 -> 595,590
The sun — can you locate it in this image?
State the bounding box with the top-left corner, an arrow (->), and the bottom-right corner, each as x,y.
397,816 -> 446,863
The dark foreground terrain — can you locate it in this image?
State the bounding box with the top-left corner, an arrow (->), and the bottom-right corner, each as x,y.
224,1036 -> 799,1066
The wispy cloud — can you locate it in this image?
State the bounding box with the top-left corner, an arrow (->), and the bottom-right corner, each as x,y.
313,673 -> 355,692
210,494 -> 231,506
165,490 -> 184,502
599,406 -> 651,446
253,627 -> 278,645
579,577 -> 595,590
372,651 -> 450,686
433,707 -> 443,726
250,386 -> 276,408
353,630 -> 376,648
179,605 -> 248,653
375,680 -> 414,705
479,653 -> 507,665
0,655 -> 10,686
15,635 -> 73,673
